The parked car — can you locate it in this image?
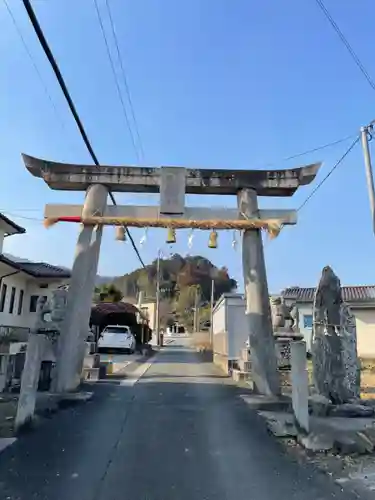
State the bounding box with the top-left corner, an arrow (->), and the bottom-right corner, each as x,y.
97,325 -> 136,354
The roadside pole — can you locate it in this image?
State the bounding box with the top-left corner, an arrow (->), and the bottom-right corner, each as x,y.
193,286 -> 200,332
210,279 -> 215,344
361,123 -> 375,235
137,291 -> 144,347
155,250 -> 161,345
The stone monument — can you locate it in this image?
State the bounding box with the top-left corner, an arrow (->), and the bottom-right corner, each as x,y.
270,296 -> 303,368
311,266 -> 360,404
15,289 -> 68,430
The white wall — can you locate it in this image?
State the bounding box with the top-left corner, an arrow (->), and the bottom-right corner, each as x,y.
0,229 -> 5,254
212,297 -> 227,356
213,294 -> 375,358
296,304 -> 314,352
212,299 -> 225,334
140,301 -> 156,330
295,303 -> 375,357
0,273 -> 28,328
351,309 -> 375,358
212,294 -> 247,360
0,274 -> 68,329
226,296 -> 247,359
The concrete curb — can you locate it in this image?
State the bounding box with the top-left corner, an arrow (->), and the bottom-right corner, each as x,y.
108,348 -> 157,377
0,437 -> 17,454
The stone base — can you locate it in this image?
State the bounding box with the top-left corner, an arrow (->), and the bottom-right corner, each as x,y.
232,369 -> 250,382
82,367 -> 99,381
83,354 -> 100,369
238,359 -> 251,372
240,394 -> 292,412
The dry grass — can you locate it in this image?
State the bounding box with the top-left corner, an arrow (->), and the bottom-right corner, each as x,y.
281,357 -> 375,398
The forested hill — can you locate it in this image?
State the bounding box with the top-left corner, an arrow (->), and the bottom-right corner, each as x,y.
109,253 -> 237,303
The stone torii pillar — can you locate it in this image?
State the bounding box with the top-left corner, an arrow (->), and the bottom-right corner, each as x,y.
238,188 -> 280,395
22,154 -> 321,396
55,184 -> 108,392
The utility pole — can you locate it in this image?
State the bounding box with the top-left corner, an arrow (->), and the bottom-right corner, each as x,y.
210,279 -> 215,345
155,250 -> 161,345
361,123 -> 375,235
137,291 -> 144,346
193,285 -> 200,332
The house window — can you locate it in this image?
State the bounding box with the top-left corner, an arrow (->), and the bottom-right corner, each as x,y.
303,314 -> 313,329
18,290 -> 24,315
29,295 -> 48,313
8,287 -> 16,314
29,295 -> 39,313
0,284 -> 7,313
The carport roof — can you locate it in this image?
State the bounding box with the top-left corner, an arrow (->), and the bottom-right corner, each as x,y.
91,301 -> 148,322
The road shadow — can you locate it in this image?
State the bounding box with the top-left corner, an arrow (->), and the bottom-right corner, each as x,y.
140,349 -> 213,364
0,377 -> 358,500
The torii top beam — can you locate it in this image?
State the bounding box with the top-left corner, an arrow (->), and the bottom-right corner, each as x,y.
22,154 -> 321,197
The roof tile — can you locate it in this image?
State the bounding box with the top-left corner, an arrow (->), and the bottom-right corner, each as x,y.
282,286 -> 375,303
0,255 -> 70,279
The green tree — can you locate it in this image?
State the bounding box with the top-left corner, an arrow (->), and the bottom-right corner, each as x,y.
94,284 -> 123,303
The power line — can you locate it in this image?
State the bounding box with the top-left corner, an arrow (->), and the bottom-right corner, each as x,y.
21,0 -> 146,268
262,133 -> 357,167
314,0 -> 375,93
93,0 -> 141,163
2,0 -> 69,136
105,0 -> 145,161
297,136 -> 360,212
0,211 -> 43,222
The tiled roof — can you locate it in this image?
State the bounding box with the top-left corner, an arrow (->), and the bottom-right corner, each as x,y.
282,286 -> 375,303
0,213 -> 25,235
0,254 -> 70,279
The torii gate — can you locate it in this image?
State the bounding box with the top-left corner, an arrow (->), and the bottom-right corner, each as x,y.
22,154 -> 321,395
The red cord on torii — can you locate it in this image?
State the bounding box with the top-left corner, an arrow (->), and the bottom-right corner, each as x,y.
44,217 -> 81,228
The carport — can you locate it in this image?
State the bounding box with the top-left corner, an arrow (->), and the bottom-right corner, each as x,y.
90,302 -> 152,343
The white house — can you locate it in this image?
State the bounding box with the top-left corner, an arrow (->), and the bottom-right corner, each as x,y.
0,213 -> 70,340
282,286 -> 375,358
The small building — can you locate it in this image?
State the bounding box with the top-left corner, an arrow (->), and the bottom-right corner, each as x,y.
137,299 -> 157,331
282,286 -> 375,358
0,213 -> 70,340
212,293 -> 247,372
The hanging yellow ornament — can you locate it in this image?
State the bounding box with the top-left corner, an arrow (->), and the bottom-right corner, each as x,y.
166,227 -> 176,244
208,229 -> 218,248
115,226 -> 126,241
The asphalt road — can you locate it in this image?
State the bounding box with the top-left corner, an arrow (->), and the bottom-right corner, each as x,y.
0,338 -> 362,500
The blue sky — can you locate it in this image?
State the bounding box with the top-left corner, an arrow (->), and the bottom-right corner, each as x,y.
0,0 -> 375,292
